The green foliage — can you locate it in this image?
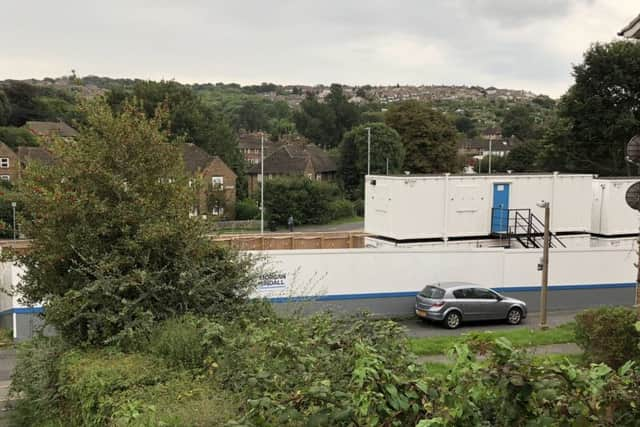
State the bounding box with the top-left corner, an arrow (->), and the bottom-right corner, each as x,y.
10,335 -> 68,426
294,84 -> 361,148
504,140 -> 543,172
264,176 -> 342,227
0,89 -> 10,126
554,41 -> 640,174
574,306 -> 640,369
419,339 -> 640,426
235,197 -> 260,220
453,114 -> 477,138
1,81 -> 79,126
339,123 -> 405,199
146,315 -> 210,370
329,198 -> 355,220
14,100 -> 256,346
0,126 -> 39,149
501,104 -> 540,140
385,100 -> 458,173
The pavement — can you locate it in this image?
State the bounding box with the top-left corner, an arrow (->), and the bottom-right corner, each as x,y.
399,309 -> 581,338
416,342 -> 581,364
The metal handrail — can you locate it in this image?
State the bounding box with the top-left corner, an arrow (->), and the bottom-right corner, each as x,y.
490,207 -> 566,249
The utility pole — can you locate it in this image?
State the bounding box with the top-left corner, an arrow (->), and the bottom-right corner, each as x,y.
260,132 -> 264,235
537,201 -> 550,329
488,136 -> 493,174
386,157 -> 389,175
366,127 -> 371,176
11,202 -> 16,240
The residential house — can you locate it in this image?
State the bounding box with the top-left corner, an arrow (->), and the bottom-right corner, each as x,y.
247,143 -> 337,194
457,135 -> 522,159
619,13 -> 640,38
180,143 -> 237,218
0,142 -> 20,183
480,127 -> 502,140
23,121 -> 78,144
16,147 -> 56,179
237,132 -> 283,165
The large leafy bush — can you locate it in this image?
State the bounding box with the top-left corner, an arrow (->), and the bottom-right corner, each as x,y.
13,101 -> 256,346
574,306 -> 639,368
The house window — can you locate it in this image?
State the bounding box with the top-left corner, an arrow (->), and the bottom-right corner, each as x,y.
0,175 -> 9,181
0,158 -> 9,169
212,176 -> 224,189
315,173 -> 322,181
212,206 -> 224,216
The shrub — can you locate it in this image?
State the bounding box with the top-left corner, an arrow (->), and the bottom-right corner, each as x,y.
329,198 -> 355,220
574,306 -> 639,368
235,198 -> 260,220
264,176 -> 342,226
10,335 -> 68,426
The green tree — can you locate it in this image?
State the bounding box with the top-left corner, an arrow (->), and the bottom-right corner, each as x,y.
0,90 -> 10,126
0,127 -> 39,149
505,141 -> 542,172
454,114 -> 477,138
385,100 -> 458,173
501,104 -> 538,140
555,41 -> 640,174
294,85 -> 361,148
339,123 -> 405,198
14,101 -> 255,346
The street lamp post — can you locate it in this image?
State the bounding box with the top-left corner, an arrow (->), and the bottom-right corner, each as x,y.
488,136 -> 493,174
11,202 -> 16,241
365,127 -> 371,176
537,200 -> 550,329
260,132 -> 264,235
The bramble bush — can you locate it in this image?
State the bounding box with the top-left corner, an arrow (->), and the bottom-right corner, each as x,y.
574,306 -> 639,368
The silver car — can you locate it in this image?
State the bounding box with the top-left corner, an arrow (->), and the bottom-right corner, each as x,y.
415,282 -> 527,329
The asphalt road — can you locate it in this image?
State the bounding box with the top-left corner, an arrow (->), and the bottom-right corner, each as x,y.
400,309 -> 580,338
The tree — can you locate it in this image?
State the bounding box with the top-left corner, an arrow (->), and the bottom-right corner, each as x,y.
339,123 -> 405,198
385,100 -> 458,173
0,127 -> 39,149
0,90 -> 10,126
501,104 -> 538,140
14,101 -> 255,346
293,85 -> 361,148
454,114 -> 477,138
505,141 -> 542,172
554,41 -> 640,174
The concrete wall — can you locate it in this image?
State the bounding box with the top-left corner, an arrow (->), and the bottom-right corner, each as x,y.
255,246 -> 638,317
365,174 -> 593,240
592,179 -> 640,236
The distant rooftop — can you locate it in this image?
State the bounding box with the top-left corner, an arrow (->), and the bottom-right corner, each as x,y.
619,13 -> 640,38
24,121 -> 78,138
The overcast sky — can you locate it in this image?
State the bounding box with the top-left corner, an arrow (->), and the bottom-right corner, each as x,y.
0,0 -> 637,97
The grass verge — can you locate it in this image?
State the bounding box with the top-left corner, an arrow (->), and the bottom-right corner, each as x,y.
410,322 -> 576,356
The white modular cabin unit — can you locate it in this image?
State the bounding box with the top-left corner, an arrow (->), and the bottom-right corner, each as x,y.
591,178 -> 640,236
365,173 -> 593,241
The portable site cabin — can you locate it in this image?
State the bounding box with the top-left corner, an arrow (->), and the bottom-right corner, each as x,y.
365,173 -> 593,241
591,178 -> 640,236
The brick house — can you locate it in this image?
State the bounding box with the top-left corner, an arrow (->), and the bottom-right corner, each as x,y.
24,121 -> 78,144
247,143 -> 337,194
180,143 -> 237,218
237,131 -> 283,165
0,142 -> 20,183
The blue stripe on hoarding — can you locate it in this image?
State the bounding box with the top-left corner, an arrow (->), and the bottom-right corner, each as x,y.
0,307 -> 44,316
268,282 -> 636,303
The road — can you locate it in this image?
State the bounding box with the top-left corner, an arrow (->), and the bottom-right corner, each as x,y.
400,309 -> 580,338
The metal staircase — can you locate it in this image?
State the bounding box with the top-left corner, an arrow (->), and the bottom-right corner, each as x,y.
490,208 -> 566,249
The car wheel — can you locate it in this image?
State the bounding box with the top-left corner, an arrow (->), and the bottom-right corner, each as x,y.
444,311 -> 461,329
506,308 -> 522,325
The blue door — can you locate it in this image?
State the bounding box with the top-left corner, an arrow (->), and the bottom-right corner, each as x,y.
491,183 -> 510,233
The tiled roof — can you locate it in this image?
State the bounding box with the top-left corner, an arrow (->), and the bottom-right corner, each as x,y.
24,121 -> 78,138
458,136 -> 522,151
179,143 -> 235,177
17,147 -> 55,165
248,143 -> 336,175
619,13 -> 640,38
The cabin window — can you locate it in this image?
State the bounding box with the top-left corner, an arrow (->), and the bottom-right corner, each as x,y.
0,175 -> 9,181
0,158 -> 9,168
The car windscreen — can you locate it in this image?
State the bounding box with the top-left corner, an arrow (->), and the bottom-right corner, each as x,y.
419,286 -> 445,299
